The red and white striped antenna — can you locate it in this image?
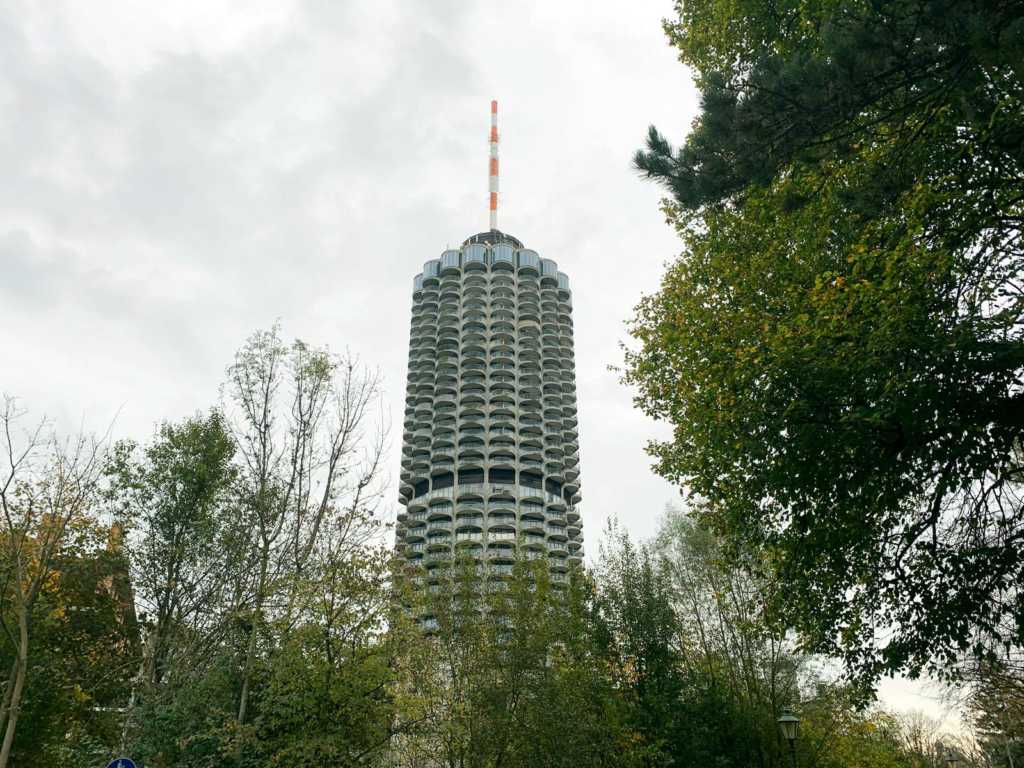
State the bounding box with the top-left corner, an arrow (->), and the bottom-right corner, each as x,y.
489,99 -> 499,231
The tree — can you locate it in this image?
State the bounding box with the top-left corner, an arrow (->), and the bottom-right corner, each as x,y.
222,325 -> 387,729
392,559 -> 639,768
104,412 -> 236,690
799,690 -> 910,768
957,649 -> 1024,768
238,533 -> 403,765
0,396 -> 110,768
112,327 -> 392,767
0,521 -> 139,766
597,515 -> 806,768
595,521 -> 684,762
657,507 -> 805,766
626,0 -> 1024,683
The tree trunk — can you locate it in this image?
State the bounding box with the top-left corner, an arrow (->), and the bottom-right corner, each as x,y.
236,613 -> 259,726
0,658 -> 19,739
237,546 -> 269,726
0,607 -> 29,768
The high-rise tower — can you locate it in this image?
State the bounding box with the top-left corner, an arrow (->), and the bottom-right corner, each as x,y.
394,103 -> 583,585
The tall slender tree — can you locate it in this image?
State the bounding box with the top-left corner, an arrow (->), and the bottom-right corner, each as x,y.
222,326 -> 387,730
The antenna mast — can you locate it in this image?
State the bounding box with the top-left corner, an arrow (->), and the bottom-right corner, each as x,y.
489,100 -> 499,231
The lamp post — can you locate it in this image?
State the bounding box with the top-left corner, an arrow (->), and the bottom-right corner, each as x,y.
778,709 -> 800,768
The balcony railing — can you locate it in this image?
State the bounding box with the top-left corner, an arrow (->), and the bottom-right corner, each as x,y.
411,483 -> 564,506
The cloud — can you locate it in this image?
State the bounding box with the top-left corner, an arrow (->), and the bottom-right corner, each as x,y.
0,0 -> 692,542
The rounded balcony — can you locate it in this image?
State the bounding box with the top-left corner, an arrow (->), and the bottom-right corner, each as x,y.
455,511 -> 484,530
489,453 -> 516,472
457,448 -> 485,466
520,515 -> 545,533
522,532 -> 546,550
486,480 -> 515,502
405,492 -> 427,511
459,408 -> 486,424
486,544 -> 516,562
461,390 -> 485,407
438,268 -> 458,290
429,426 -> 453,444
544,450 -> 569,468
432,458 -> 455,474
519,389 -> 542,408
519,456 -> 543,471
489,376 -> 516,393
519,435 -> 543,454
427,533 -> 452,553
491,272 -> 514,287
463,243 -> 487,270
456,496 -> 484,514
518,486 -> 544,505
486,508 -> 516,527
491,242 -> 514,269
427,500 -> 453,518
426,549 -> 452,565
454,482 -> 486,502
545,490 -> 567,511
404,527 -> 426,543
546,519 -> 568,537
455,531 -> 483,549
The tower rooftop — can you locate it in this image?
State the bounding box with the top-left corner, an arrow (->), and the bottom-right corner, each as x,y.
461,230 -> 523,249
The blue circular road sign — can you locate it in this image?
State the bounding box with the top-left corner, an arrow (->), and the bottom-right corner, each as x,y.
105,759 -> 136,768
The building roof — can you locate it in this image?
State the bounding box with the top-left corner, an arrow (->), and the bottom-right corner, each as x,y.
461,230 -> 524,249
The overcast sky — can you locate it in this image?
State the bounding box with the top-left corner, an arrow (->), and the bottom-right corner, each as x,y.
0,0 -> 960,729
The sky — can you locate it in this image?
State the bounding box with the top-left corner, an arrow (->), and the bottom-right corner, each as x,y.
0,0 -> 962,733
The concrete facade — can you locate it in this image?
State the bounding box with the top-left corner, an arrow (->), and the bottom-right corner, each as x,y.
394,229 -> 583,585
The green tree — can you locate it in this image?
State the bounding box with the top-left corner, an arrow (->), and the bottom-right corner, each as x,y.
598,517 -> 799,768
595,522 -> 684,763
233,540 -> 404,766
0,519 -> 139,767
223,326 -> 387,731
104,412 -> 236,690
799,689 -> 911,768
627,0 -> 1024,683
393,558 -> 638,768
116,327 -> 392,767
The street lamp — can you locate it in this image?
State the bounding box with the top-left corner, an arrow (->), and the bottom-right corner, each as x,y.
777,709 -> 800,768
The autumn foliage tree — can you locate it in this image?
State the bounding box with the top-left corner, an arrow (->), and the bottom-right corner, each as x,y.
0,397 -> 118,768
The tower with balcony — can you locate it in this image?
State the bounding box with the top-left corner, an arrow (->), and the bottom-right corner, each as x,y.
394,227 -> 583,588
395,102 -> 583,593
